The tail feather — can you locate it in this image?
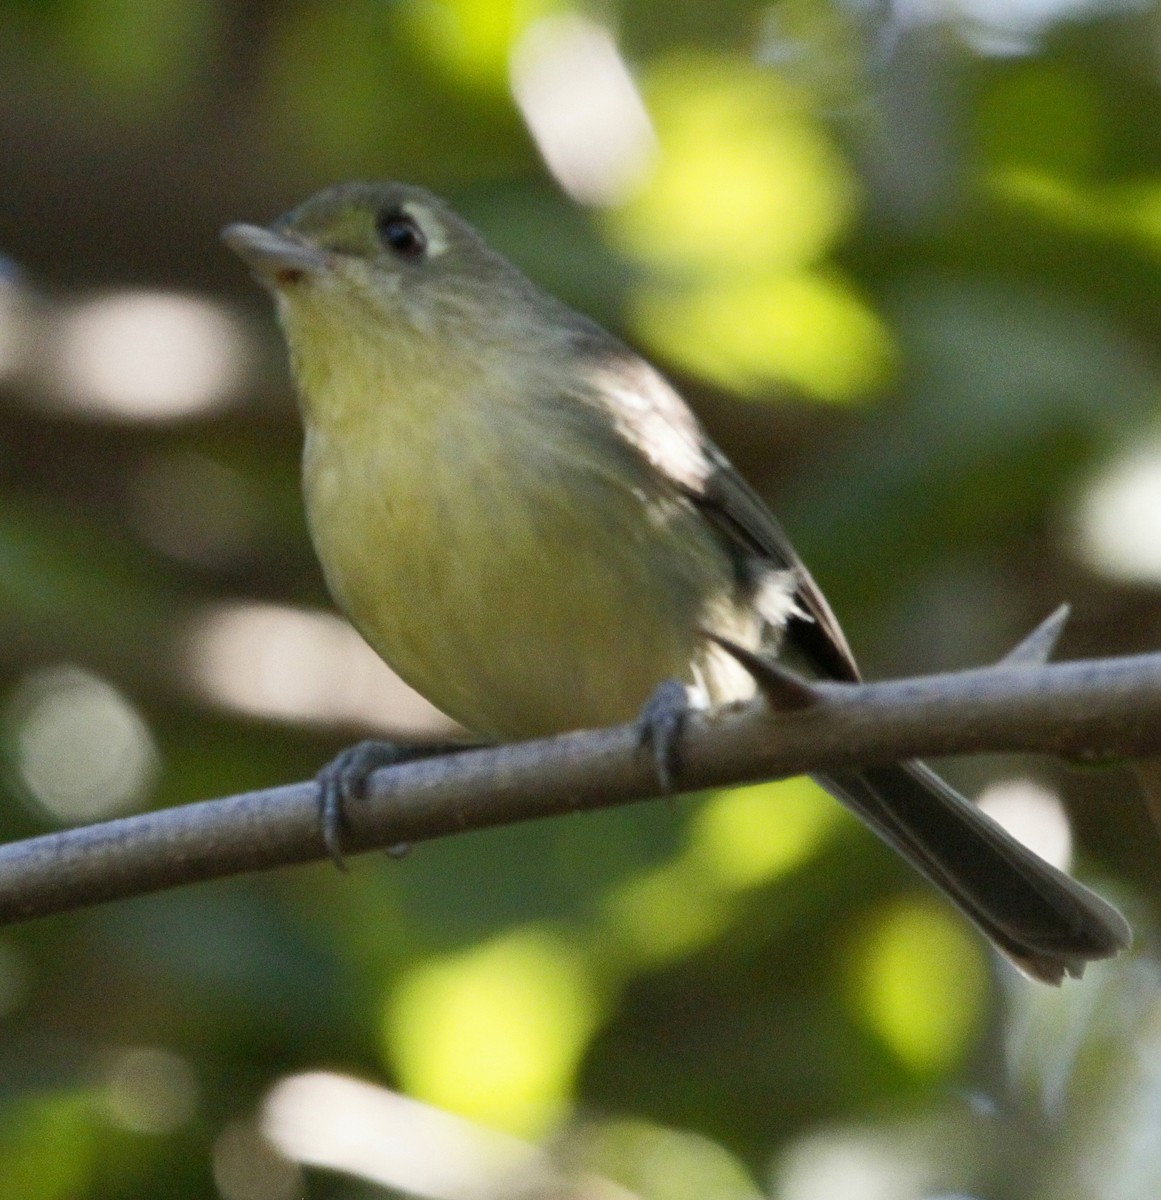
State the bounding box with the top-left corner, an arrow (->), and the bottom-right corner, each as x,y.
816,762 -> 1130,985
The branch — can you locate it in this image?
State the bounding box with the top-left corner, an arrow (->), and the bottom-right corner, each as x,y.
1,644 -> 1160,926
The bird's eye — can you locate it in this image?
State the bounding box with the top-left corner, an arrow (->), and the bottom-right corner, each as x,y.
376,210 -> 427,259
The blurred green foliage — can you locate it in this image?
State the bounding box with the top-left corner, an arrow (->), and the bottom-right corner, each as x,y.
0,0 -> 1159,1197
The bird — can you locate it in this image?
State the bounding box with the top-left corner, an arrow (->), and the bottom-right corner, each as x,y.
222,181 -> 1130,984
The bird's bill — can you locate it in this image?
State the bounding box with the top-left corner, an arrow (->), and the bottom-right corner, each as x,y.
220,223 -> 330,283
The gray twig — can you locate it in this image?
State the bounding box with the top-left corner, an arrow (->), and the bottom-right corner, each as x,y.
0,648 -> 1159,925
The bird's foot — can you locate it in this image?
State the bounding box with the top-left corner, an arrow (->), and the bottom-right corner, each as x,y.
636,679 -> 690,793
316,739 -> 466,869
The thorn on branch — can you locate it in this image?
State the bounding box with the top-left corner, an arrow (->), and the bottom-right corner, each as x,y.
1000,604 -> 1071,667
702,632 -> 819,709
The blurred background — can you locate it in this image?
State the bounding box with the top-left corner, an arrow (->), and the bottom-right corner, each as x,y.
1,0 -> 1160,1196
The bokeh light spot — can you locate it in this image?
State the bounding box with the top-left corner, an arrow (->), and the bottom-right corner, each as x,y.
587,1119 -> 763,1200
511,15 -> 656,206
384,928 -> 600,1135
977,778 -> 1072,871
44,291 -> 249,420
263,1072 -> 549,1197
5,665 -> 160,823
405,0 -> 552,89
691,778 -> 840,889
0,1091 -> 99,1200
603,858 -> 730,967
631,271 -> 895,400
607,55 -> 857,274
1072,437 -> 1161,585
213,1117 -> 302,1200
182,602 -> 452,735
849,899 -> 987,1074
100,1046 -> 198,1135
775,1121 -> 957,1200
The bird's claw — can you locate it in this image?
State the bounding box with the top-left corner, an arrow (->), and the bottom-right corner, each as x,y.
315,739 -> 412,869
316,739 -> 475,867
637,679 -> 690,792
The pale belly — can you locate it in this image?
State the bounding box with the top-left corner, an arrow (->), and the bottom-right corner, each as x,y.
302,421 -> 759,739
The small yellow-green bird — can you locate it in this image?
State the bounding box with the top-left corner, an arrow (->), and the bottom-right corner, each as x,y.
223,181 -> 1129,984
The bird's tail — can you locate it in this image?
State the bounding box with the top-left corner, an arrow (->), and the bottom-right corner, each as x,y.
816,761 -> 1130,985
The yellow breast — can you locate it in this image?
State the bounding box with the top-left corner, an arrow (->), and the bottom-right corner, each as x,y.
283,282 -> 752,738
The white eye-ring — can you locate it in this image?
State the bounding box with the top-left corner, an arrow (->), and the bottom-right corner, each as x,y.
404,204 -> 449,258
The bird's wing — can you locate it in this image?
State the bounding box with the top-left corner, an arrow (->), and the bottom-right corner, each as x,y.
693,447 -> 860,682
576,336 -> 860,683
